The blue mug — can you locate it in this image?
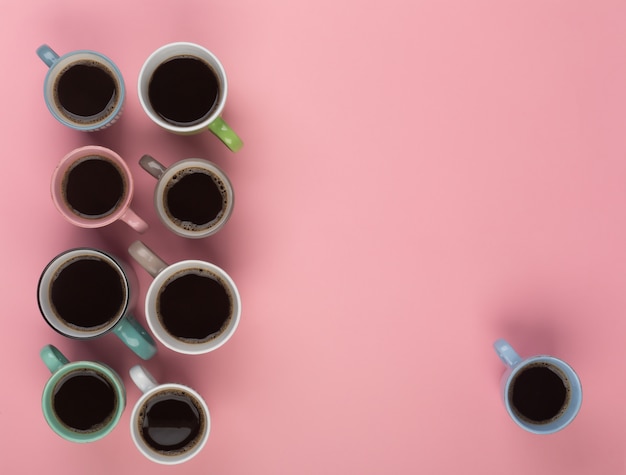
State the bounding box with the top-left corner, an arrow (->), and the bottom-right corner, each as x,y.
36,44 -> 125,131
494,339 -> 582,434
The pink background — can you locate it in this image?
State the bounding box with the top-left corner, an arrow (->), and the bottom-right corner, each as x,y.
1,0 -> 625,473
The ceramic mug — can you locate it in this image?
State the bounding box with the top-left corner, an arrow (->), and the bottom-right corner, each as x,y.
139,154 -> 234,238
38,247 -> 157,360
494,338 -> 582,434
40,345 -> 126,443
129,365 -> 210,464
137,42 -> 243,151
128,240 -> 241,355
36,44 -> 125,131
51,145 -> 148,233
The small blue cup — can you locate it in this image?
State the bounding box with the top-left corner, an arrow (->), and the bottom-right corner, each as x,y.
494,338 -> 582,434
36,44 -> 125,131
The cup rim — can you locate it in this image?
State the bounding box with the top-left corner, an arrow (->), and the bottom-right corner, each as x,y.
42,360 -> 126,443
504,355 -> 582,434
152,158 -> 235,238
37,247 -> 132,338
43,50 -> 125,131
137,42 -> 228,134
144,259 -> 241,355
50,146 -> 135,229
130,382 -> 210,464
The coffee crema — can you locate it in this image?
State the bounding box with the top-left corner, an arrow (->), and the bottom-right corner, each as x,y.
138,389 -> 205,455
50,256 -> 126,331
62,155 -> 126,219
509,363 -> 570,424
148,56 -> 220,126
156,269 -> 233,343
53,369 -> 118,433
54,60 -> 119,124
163,168 -> 228,232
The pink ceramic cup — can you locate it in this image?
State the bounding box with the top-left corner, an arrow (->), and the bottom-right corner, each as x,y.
51,146 -> 148,233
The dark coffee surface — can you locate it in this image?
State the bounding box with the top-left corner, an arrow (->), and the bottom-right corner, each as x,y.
510,364 -> 568,423
157,271 -> 232,341
165,169 -> 225,228
53,369 -> 117,432
140,391 -> 202,453
64,157 -> 125,218
50,257 -> 125,330
148,56 -> 219,126
56,63 -> 117,119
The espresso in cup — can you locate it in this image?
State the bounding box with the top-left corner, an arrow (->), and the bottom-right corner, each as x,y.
54,60 -> 121,126
508,362 -> 571,425
62,154 -> 127,220
53,368 -> 120,433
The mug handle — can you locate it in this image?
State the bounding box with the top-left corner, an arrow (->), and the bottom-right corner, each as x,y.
120,208 -> 149,234
36,44 -> 59,67
40,344 -> 69,373
208,117 -> 243,152
112,314 -> 157,360
128,241 -> 168,278
493,339 -> 523,368
139,154 -> 167,179
130,365 -> 158,393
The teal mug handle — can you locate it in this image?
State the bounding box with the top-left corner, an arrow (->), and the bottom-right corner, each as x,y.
37,44 -> 59,67
41,344 -> 69,373
208,117 -> 243,152
112,314 -> 157,360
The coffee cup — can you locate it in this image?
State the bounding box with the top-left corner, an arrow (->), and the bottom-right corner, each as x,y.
38,248 -> 157,360
139,154 -> 234,238
51,145 -> 148,233
37,44 -> 124,131
128,240 -> 241,355
40,345 -> 126,443
494,338 -> 582,434
137,42 -> 243,151
129,365 -> 210,464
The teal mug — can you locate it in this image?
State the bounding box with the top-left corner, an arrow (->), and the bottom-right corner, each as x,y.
36,44 -> 125,131
40,345 -> 126,443
37,248 -> 157,360
494,339 -> 582,434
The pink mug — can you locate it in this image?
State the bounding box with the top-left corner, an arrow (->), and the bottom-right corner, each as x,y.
51,146 -> 148,233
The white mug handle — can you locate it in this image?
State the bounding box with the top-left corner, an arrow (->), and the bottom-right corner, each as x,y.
130,365 -> 158,393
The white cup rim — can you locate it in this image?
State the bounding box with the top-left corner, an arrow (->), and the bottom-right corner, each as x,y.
145,259 -> 241,354
137,42 -> 228,134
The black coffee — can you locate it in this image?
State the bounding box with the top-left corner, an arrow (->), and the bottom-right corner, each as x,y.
63,156 -> 125,218
157,270 -> 232,342
509,363 -> 569,424
53,369 -> 117,432
148,56 -> 220,126
50,256 -> 126,330
56,62 -> 118,122
164,168 -> 227,231
139,390 -> 204,454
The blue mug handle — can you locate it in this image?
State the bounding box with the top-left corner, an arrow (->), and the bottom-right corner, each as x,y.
37,44 -> 59,67
112,314 -> 157,360
493,338 -> 522,368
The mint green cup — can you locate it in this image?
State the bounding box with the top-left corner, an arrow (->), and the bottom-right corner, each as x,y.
40,345 -> 126,443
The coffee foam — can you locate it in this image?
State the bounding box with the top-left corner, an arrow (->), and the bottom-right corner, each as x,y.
52,59 -> 121,125
163,167 -> 229,232
137,388 -> 207,457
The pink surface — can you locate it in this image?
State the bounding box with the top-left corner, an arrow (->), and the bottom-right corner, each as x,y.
1,0 -> 625,473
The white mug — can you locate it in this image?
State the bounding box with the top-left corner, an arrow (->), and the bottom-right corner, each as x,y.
128,241 -> 241,355
129,365 -> 210,464
137,42 -> 243,151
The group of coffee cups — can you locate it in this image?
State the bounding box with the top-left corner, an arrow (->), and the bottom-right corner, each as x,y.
36,41 -> 241,464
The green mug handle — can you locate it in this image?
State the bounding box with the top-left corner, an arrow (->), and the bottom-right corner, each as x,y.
208,116 -> 243,152
113,314 -> 157,360
41,344 -> 69,373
